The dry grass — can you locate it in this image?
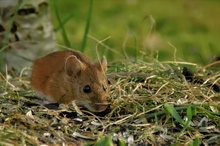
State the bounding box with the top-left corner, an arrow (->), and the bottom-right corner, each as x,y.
0,58 -> 220,146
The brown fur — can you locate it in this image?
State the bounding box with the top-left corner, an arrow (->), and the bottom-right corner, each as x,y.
31,50 -> 109,112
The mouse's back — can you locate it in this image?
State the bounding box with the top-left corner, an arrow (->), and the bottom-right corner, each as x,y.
31,50 -> 109,112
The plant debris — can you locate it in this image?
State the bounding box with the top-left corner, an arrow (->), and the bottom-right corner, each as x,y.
0,59 -> 220,145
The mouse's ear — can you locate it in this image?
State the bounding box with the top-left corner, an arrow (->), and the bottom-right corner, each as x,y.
65,55 -> 84,76
96,56 -> 107,72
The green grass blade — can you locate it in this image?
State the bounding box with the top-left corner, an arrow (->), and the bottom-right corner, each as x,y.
54,13 -> 75,32
164,103 -> 185,125
134,32 -> 138,63
164,103 -> 193,130
181,105 -> 194,131
189,138 -> 201,146
95,135 -> 113,146
186,105 -> 193,123
53,1 -> 72,48
80,0 -> 93,52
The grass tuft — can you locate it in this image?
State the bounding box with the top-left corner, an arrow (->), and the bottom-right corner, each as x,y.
1,56 -> 220,145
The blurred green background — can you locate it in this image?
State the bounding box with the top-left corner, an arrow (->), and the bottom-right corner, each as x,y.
49,0 -> 220,65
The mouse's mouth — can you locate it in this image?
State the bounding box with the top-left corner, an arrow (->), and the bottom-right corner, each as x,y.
94,102 -> 110,112
76,101 -> 109,113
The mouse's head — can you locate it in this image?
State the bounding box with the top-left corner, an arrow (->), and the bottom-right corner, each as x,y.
59,54 -> 109,112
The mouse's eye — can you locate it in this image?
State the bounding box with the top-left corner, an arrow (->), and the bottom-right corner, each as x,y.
83,85 -> 91,93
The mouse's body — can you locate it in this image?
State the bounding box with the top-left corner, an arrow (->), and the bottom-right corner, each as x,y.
31,50 -> 109,112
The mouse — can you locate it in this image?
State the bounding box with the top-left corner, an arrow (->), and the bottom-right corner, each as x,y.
31,50 -> 109,112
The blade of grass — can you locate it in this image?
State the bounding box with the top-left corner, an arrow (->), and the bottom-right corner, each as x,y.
186,105 -> 193,124
122,30 -> 137,61
80,0 -> 93,52
54,13 -> 75,32
53,1 -> 72,48
133,32 -> 138,63
182,105 -> 194,131
164,103 -> 193,130
122,32 -> 129,60
95,135 -> 113,146
145,106 -> 186,119
196,105 -> 220,120
189,138 -> 201,146
146,104 -> 220,122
